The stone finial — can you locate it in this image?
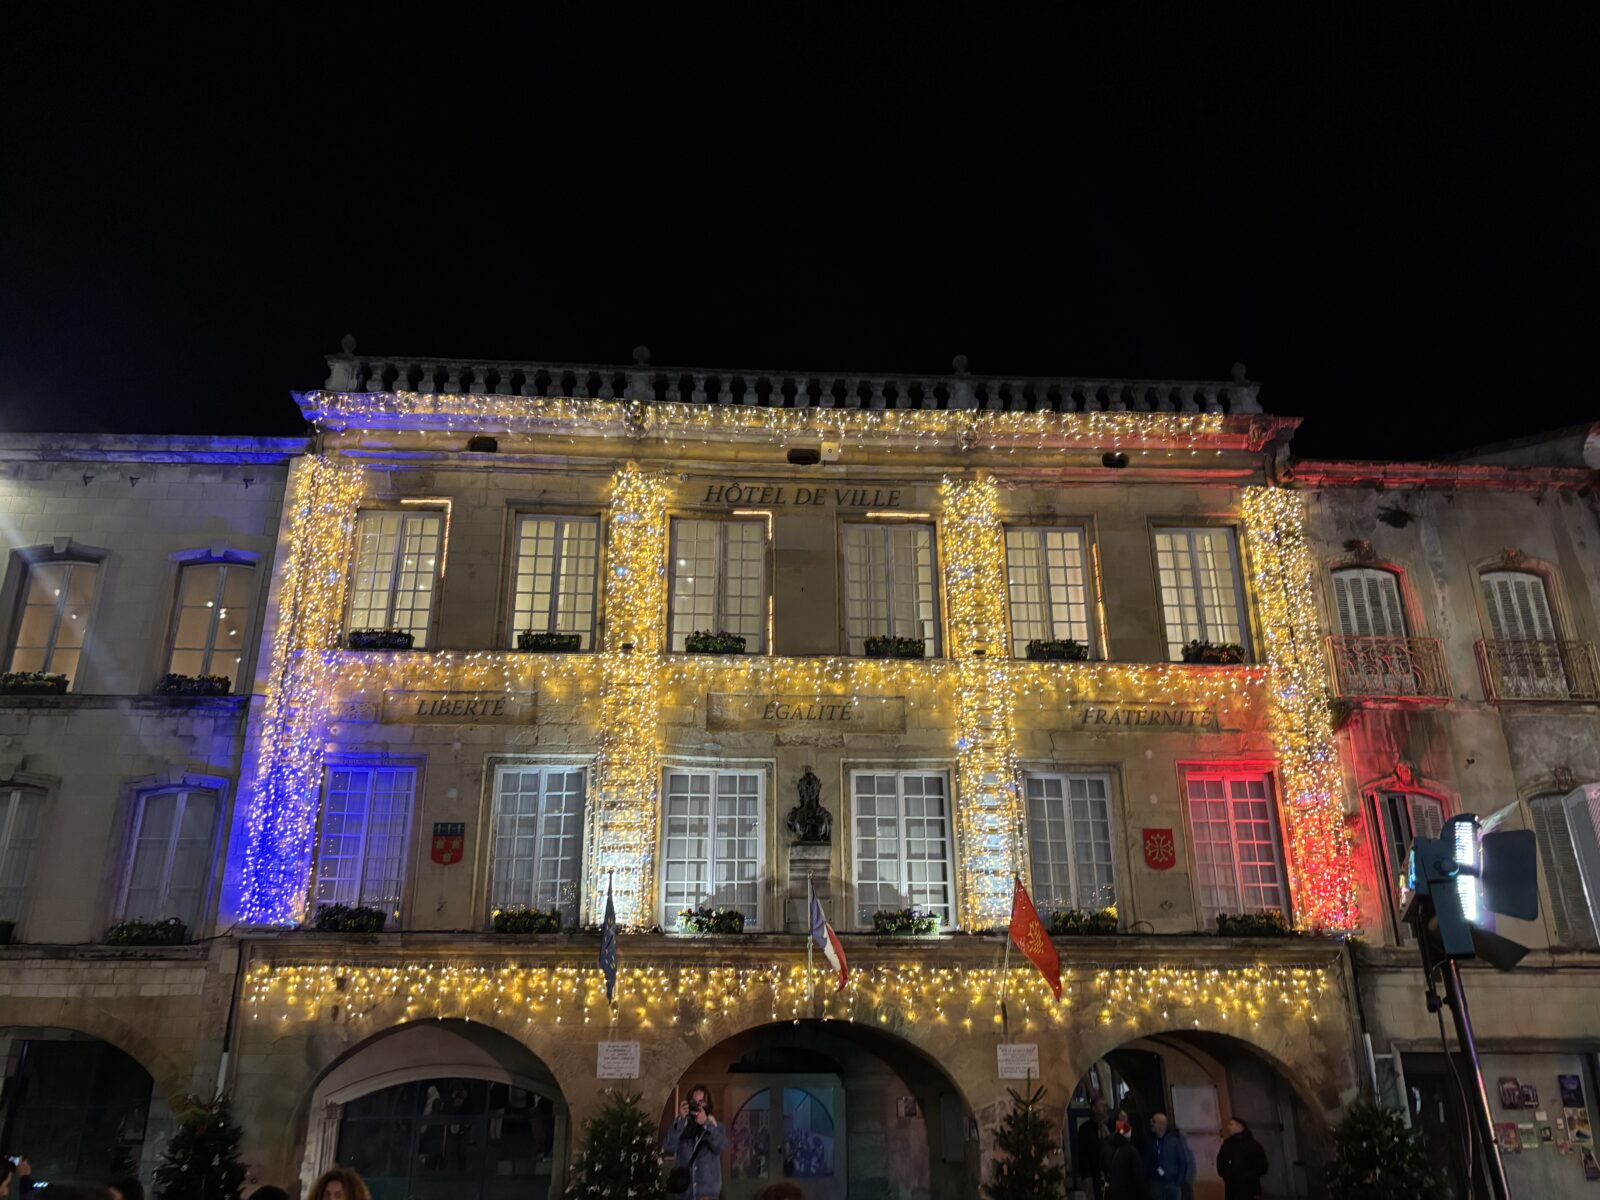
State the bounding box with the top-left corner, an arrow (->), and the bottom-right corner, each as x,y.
951,354 -> 970,375
632,345 -> 651,365
1230,361 -> 1248,382
340,334 -> 357,356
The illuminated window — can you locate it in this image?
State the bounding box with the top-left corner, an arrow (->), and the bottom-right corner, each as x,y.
313,766 -> 416,921
668,519 -> 767,652
1185,768 -> 1287,922
1005,526 -> 1093,656
347,511 -> 444,647
167,561 -> 255,686
1025,772 -> 1116,911
509,515 -> 599,649
1154,527 -> 1248,660
8,560 -> 100,687
1331,567 -> 1408,638
120,788 -> 218,931
852,770 -> 953,928
0,786 -> 45,925
1530,788 -> 1600,949
490,765 -> 585,923
660,769 -> 763,927
843,523 -> 939,656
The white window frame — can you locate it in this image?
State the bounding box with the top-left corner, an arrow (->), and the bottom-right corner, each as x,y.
1183,767 -> 1290,924
842,522 -> 941,656
667,518 -> 769,653
166,559 -> 257,683
488,764 -> 587,921
659,767 -> 766,928
1480,570 -> 1559,642
1153,526 -> 1250,661
118,788 -> 221,931
7,557 -> 101,687
1531,788 -> 1600,949
0,786 -> 46,927
508,514 -> 601,650
312,764 -> 419,921
1004,525 -> 1096,657
346,509 -> 446,647
1331,567 -> 1409,639
850,768 -> 956,930
1024,771 -> 1117,912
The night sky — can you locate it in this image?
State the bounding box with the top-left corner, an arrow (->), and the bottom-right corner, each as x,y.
4,7 -> 1596,460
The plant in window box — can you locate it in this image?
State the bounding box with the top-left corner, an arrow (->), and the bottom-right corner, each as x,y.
0,920 -> 14,945
684,630 -> 747,655
1048,906 -> 1119,935
1181,639 -> 1246,665
0,671 -> 69,695
1215,910 -> 1296,937
311,902 -> 387,933
516,631 -> 583,653
864,635 -> 926,660
676,905 -> 746,934
347,629 -> 415,651
1025,638 -> 1091,662
871,907 -> 942,935
490,905 -> 565,934
154,673 -> 232,697
103,917 -> 188,946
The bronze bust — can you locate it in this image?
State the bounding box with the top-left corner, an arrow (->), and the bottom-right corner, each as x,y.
787,766 -> 832,843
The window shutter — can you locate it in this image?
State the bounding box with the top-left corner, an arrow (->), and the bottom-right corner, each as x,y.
1407,794 -> 1445,842
1332,573 -> 1359,636
1333,569 -> 1406,637
1560,786 -> 1600,946
1530,796 -> 1597,948
1482,571 -> 1557,641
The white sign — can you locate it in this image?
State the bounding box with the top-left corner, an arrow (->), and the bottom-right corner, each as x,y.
596,1041 -> 641,1079
996,1043 -> 1041,1080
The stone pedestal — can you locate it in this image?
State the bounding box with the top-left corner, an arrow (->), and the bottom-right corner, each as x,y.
786,841 -> 832,932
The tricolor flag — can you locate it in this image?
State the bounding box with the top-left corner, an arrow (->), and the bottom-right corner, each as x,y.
598,875 -> 619,1002
808,877 -> 848,991
1009,875 -> 1062,1000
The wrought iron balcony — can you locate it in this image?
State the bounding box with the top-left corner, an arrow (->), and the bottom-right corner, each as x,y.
1326,636 -> 1452,700
1476,639 -> 1600,702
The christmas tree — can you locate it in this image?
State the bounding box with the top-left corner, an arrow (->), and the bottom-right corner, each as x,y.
983,1082 -> 1066,1200
1327,1099 -> 1443,1200
563,1089 -> 665,1200
153,1094 -> 246,1200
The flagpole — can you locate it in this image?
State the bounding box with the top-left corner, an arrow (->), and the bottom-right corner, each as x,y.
608,870 -> 619,1021
807,875 -> 817,1016
998,931 -> 1013,1041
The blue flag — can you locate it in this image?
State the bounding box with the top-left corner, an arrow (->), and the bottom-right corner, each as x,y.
599,876 -> 618,1002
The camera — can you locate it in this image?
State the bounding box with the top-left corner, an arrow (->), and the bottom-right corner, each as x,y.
687,1100 -> 704,1116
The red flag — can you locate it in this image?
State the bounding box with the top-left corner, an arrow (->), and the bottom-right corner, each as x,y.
1008,876 -> 1062,1000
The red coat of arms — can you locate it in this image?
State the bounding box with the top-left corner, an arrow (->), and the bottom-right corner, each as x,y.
1142,828 -> 1176,870
431,822 -> 466,865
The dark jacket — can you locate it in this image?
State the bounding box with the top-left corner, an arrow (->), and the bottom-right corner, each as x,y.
1104,1134 -> 1148,1200
1076,1115 -> 1108,1179
1146,1129 -> 1192,1186
1217,1130 -> 1269,1200
662,1114 -> 727,1197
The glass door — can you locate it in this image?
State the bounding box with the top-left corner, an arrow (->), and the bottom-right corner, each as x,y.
724,1074 -> 845,1200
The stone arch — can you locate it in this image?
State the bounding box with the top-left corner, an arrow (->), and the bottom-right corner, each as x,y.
0,1008 -> 196,1108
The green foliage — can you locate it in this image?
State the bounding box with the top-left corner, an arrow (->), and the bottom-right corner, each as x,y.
347,629 -> 414,650
311,903 -> 387,932
1049,907 -> 1119,935
1327,1100 -> 1443,1200
677,905 -> 746,934
154,1093 -> 246,1200
0,671 -> 68,694
864,635 -> 927,658
154,673 -> 232,696
1181,639 -> 1247,664
684,630 -> 747,654
1025,638 -> 1090,661
517,631 -> 583,652
983,1084 -> 1066,1200
491,905 -> 565,934
872,907 -> 942,935
104,917 -> 188,945
1215,910 -> 1296,937
563,1089 -> 664,1200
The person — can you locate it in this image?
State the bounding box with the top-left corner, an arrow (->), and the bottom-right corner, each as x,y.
1075,1098 -> 1111,1199
1145,1112 -> 1191,1200
109,1177 -> 143,1200
1103,1117 -> 1148,1200
307,1167 -> 371,1200
1216,1117 -> 1269,1200
662,1083 -> 726,1200
1,1157 -> 13,1200
249,1188 -> 291,1200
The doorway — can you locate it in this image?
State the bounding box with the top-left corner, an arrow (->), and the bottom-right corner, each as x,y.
725,1074 -> 845,1200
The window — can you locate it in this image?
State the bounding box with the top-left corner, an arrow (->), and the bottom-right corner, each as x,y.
489,766 -> 585,922
1153,528 -> 1248,660
1530,788 -> 1600,948
168,561 -> 256,686
669,519 -> 767,652
852,770 -> 954,928
1005,527 -> 1093,657
1481,570 -> 1558,642
661,769 -> 763,927
347,510 -> 444,647
509,516 -> 600,649
1371,789 -> 1445,938
1185,768 -> 1288,922
1025,773 -> 1116,912
314,766 -> 417,920
1331,568 -> 1408,638
121,788 -> 219,930
843,523 -> 940,656
9,560 -> 100,687
0,787 -> 45,924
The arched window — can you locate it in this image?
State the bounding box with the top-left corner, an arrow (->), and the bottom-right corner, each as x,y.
1331,567 -> 1409,638
1480,569 -> 1567,698
120,788 -> 220,931
8,558 -> 101,688
0,785 -> 45,925
167,559 -> 256,687
1371,784 -> 1447,940
1529,788 -> 1600,949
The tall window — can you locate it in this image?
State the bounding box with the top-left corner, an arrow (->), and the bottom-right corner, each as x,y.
509,516 -> 599,649
9,559 -> 100,687
0,787 -> 45,925
314,766 -> 417,921
1185,768 -> 1288,923
1331,568 -> 1408,638
347,510 -> 444,647
661,769 -> 763,927
1480,569 -> 1566,697
669,519 -> 767,652
1025,772 -> 1116,912
843,523 -> 940,656
1371,789 -> 1445,938
1005,527 -> 1093,657
852,771 -> 954,928
1154,528 -> 1248,660
168,561 -> 256,686
121,788 -> 218,930
490,766 -> 585,922
1530,788 -> 1600,949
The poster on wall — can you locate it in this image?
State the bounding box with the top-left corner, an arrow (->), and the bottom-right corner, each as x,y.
1562,1075 -> 1587,1108
1495,1123 -> 1522,1154
1520,1083 -> 1541,1108
1499,1078 -> 1523,1108
1517,1123 -> 1538,1148
1583,1147 -> 1600,1181
1569,1108 -> 1594,1146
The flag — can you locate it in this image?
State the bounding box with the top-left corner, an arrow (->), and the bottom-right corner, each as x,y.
598,876 -> 618,1002
808,877 -> 849,991
1008,876 -> 1061,1000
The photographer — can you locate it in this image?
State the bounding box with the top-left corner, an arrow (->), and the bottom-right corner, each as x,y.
662,1083 -> 725,1200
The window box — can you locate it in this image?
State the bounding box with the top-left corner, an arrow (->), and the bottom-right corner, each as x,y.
871,907 -> 942,936
1026,639 -> 1090,662
490,905 -> 565,935
0,672 -> 68,695
311,903 -> 387,933
154,673 -> 232,697
1181,640 -> 1246,665
684,630 -> 747,655
515,631 -> 582,653
0,920 -> 14,945
1049,907 -> 1119,935
677,906 -> 746,935
103,917 -> 188,946
347,629 -> 415,652
864,636 -> 926,660
1214,910 -> 1296,937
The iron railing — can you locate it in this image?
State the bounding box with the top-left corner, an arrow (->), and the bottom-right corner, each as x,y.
1476,639 -> 1600,702
1326,636 -> 1452,700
